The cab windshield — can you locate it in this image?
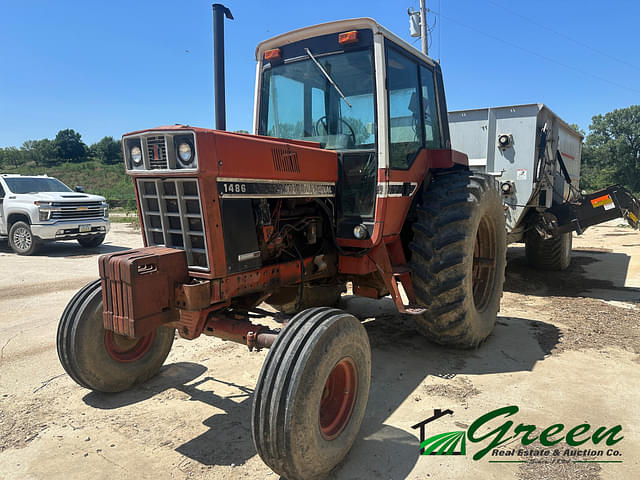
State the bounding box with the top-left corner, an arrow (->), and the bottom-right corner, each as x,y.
258,49 -> 375,150
4,177 -> 72,194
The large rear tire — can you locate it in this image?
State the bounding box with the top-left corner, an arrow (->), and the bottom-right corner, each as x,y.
525,231 -> 572,271
56,280 -> 174,392
408,170 -> 506,348
252,307 -> 371,480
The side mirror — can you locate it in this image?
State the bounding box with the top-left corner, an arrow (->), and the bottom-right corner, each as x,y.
75,186 -> 85,193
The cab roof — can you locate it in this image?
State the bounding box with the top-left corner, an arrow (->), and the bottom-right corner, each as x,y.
255,17 -> 436,67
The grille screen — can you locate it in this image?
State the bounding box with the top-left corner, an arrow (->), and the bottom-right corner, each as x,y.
146,136 -> 168,169
137,178 -> 209,270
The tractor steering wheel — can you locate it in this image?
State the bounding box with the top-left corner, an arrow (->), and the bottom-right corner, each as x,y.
314,116 -> 357,146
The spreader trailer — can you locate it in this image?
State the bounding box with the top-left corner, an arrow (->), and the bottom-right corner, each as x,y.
449,104 -> 640,270
61,11 -> 512,479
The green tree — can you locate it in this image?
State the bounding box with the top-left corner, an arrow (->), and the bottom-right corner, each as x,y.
581,105 -> 640,192
90,136 -> 123,164
54,129 -> 88,163
0,147 -> 24,168
22,139 -> 58,166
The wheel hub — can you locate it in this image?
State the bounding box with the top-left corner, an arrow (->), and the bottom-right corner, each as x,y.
13,227 -> 31,250
104,330 -> 155,363
472,216 -> 498,312
319,357 -> 358,440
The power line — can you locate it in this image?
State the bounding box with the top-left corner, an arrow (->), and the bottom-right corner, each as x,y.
439,11 -> 640,95
484,0 -> 640,72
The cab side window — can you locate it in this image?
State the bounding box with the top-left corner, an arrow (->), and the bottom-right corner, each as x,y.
419,65 -> 442,149
0,184 -> 5,199
387,48 -> 422,169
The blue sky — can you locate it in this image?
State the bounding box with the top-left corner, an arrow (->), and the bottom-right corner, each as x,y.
1,0 -> 638,148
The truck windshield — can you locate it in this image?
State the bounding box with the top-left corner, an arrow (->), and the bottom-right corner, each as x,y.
4,177 -> 72,194
258,49 -> 375,150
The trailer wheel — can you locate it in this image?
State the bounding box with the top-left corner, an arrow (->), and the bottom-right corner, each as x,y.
408,170 -> 506,348
9,221 -> 39,255
525,231 -> 572,271
56,280 -> 174,392
252,307 -> 371,480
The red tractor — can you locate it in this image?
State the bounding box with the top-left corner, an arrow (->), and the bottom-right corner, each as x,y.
57,13 -> 506,480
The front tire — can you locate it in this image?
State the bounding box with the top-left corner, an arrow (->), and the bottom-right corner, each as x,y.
525,231 -> 572,271
252,307 -> 371,480
56,280 -> 174,392
77,234 -> 106,248
408,170 -> 506,348
9,221 -> 39,255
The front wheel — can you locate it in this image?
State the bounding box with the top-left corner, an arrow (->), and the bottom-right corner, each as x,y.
9,221 -> 39,255
77,234 -> 106,248
56,280 -> 174,392
408,170 -> 507,348
252,307 -> 371,480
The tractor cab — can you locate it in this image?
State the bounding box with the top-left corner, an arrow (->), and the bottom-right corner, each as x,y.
254,18 -> 451,242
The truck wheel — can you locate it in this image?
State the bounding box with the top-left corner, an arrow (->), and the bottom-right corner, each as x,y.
56,280 -> 174,392
252,307 -> 371,480
408,170 -> 506,348
525,231 -> 572,271
9,221 -> 39,255
265,281 -> 346,314
77,234 -> 106,248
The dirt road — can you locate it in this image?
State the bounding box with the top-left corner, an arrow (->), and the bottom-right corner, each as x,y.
1,221 -> 638,479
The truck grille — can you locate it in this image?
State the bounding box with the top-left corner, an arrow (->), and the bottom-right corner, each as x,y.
50,202 -> 104,220
147,136 -> 168,169
137,178 -> 209,270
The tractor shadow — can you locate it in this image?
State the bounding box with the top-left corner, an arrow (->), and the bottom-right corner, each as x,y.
81,298 -> 558,478
328,295 -> 559,479
505,246 -> 639,303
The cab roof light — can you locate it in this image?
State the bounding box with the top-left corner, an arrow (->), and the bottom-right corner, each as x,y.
264,48 -> 281,61
338,30 -> 359,45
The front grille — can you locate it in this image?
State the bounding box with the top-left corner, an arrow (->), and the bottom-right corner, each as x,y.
137,178 -> 209,270
147,136 -> 168,169
50,202 -> 104,220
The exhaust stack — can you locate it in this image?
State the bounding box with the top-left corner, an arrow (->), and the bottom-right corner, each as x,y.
212,3 -> 233,131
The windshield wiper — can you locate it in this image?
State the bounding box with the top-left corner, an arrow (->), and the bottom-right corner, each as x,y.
304,48 -> 352,108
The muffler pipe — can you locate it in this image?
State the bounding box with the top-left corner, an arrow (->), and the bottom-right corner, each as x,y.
212,3 -> 233,131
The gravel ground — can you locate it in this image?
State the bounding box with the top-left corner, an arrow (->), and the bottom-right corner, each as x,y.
0,220 -> 638,479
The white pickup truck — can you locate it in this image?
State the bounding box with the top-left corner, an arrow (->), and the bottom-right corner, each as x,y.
0,174 -> 110,255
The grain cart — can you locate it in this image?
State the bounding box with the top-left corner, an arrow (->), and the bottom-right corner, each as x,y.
57,13 -> 508,479
449,104 -> 640,270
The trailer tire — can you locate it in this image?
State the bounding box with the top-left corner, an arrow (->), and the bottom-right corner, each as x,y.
56,280 -> 174,392
408,170 -> 506,348
525,231 -> 572,271
252,307 -> 371,480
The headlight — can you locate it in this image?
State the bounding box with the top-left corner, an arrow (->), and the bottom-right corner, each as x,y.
130,146 -> 143,166
177,142 -> 193,165
39,210 -> 51,221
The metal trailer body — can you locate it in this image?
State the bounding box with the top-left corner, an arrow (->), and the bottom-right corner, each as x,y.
448,104 -> 583,241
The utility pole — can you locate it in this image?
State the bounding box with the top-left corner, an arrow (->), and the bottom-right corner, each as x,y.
420,0 -> 428,56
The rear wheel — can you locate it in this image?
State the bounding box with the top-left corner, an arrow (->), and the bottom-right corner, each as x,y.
9,221 -> 39,255
525,231 -> 572,271
252,307 -> 371,480
77,234 -> 106,248
56,280 -> 174,392
408,170 -> 506,348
